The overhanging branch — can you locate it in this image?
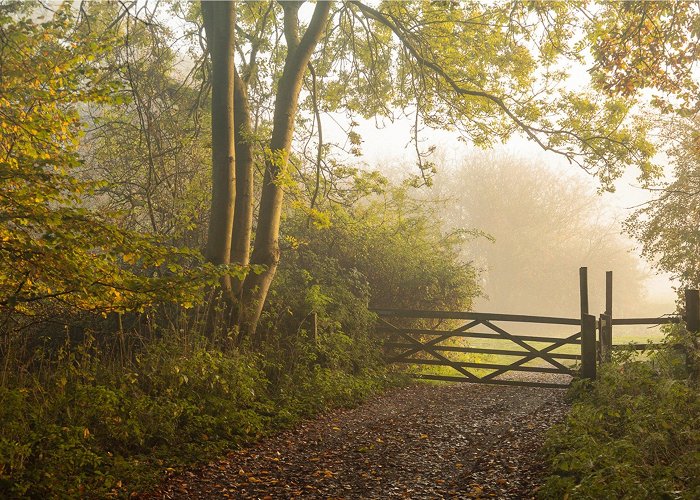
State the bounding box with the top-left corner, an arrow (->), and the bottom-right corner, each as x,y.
349,1 -> 612,168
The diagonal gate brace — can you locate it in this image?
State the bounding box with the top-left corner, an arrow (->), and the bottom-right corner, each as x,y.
481,320 -> 571,372
480,330 -> 580,380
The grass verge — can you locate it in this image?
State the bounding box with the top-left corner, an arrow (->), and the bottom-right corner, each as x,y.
538,352 -> 700,499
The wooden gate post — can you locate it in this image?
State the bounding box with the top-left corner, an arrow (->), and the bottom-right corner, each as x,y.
581,313 -> 597,380
579,267 -> 589,317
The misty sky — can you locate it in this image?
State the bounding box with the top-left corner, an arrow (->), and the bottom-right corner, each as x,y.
325,114 -> 678,313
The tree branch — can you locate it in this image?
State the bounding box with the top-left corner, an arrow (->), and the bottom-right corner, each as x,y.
350,1 -> 575,163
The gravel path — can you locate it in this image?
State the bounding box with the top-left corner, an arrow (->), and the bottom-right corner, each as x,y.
145,377 -> 570,499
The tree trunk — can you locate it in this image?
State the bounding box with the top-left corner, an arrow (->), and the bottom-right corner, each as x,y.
231,67 -> 254,299
202,1 -> 236,274
238,1 -> 331,344
201,1 -> 235,339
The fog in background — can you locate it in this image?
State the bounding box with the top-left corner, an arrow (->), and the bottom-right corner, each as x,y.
426,152 -> 664,319
331,118 -> 678,320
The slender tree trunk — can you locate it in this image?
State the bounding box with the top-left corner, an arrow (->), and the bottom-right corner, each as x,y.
231,67 -> 254,299
202,1 -> 236,274
239,1 -> 331,344
201,1 -> 235,338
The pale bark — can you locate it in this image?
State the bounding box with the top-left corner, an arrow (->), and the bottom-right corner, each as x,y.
239,1 -> 331,343
202,1 -> 236,276
231,67 -> 254,298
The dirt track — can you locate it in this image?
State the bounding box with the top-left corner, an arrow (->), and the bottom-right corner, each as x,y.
146,378 -> 570,499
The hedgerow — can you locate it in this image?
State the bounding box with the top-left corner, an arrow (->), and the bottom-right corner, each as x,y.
540,351 -> 700,499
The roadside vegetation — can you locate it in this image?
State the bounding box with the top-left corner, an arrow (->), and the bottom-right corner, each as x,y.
540,338 -> 700,499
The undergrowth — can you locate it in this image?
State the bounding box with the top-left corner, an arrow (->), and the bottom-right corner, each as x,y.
0,334 -> 400,498
539,348 -> 700,499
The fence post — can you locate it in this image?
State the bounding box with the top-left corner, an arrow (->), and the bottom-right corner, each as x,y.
685,289 -> 699,334
581,313 -> 597,380
579,267 -> 589,317
606,270 -> 613,346
599,313 -> 612,363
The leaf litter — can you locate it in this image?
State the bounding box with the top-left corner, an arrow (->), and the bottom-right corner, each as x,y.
140,374 -> 569,499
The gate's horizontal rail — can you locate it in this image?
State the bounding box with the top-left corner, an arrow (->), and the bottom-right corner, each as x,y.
398,358 -> 576,375
376,327 -> 581,345
414,373 -> 570,389
373,309 -> 580,325
385,343 -> 580,360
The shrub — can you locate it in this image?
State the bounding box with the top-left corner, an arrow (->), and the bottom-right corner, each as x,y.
0,331 -> 399,497
539,360 -> 700,499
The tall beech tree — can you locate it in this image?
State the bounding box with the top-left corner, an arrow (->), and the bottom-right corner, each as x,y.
238,2 -> 332,343
201,1 -> 236,282
203,0 -> 332,342
200,1 -> 698,341
231,69 -> 254,298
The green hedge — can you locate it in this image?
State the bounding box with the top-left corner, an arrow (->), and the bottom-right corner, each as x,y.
0,337 -> 396,498
540,359 -> 700,499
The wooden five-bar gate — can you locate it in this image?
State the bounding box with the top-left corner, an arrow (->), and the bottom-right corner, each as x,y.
374,268 -> 696,389
376,310 -> 583,388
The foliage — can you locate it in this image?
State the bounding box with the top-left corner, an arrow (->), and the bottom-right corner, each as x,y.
264,182 -> 479,339
0,3 -> 224,330
221,1 -> 695,190
289,1 -> 660,186
0,336 -> 261,497
589,1 -> 700,114
539,359 -> 700,499
626,116 -> 700,289
255,182 -> 479,387
0,333 -> 395,497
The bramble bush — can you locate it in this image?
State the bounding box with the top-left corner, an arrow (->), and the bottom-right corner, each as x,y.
539,352 -> 700,499
259,186 -> 480,389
